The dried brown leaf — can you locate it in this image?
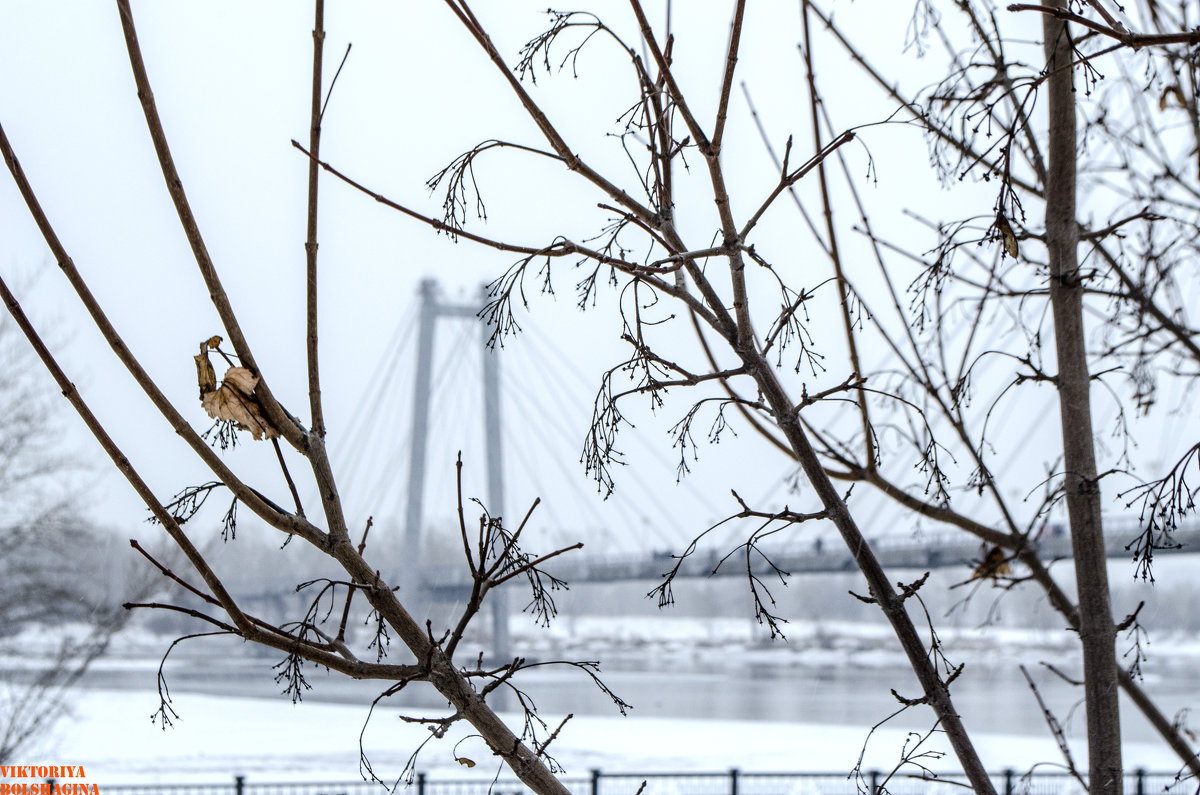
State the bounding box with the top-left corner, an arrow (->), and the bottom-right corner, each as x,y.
1160,85 -> 1188,111
195,348 -> 217,399
997,213 -> 1019,259
972,545 -> 1012,581
197,361 -> 278,441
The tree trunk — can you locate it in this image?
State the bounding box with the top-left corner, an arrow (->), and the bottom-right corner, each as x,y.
743,355 -> 996,794
1042,5 -> 1123,793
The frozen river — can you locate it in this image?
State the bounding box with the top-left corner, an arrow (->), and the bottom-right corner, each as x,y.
14,610 -> 1198,780
72,645 -> 1200,748
34,653 -> 1194,784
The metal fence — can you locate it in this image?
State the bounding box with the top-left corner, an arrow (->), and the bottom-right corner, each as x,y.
87,769 -> 1196,795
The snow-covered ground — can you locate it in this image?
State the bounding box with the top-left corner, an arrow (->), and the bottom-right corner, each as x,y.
35,688 -> 1187,785
10,614 -> 1199,786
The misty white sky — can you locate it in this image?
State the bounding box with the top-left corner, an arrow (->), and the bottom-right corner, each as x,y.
0,2 -> 1177,570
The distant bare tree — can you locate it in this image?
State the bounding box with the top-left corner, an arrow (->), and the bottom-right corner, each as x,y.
0,314 -> 128,763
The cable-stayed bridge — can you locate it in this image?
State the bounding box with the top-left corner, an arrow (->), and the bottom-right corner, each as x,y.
302,278 -> 1200,653
422,517 -> 1200,599
328,279 -> 733,561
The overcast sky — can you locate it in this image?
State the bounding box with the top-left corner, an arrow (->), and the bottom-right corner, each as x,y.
3,2 -> 1168,571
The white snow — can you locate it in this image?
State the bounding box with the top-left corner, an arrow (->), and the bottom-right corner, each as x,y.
12,614 -> 1198,787
30,688 -> 1187,786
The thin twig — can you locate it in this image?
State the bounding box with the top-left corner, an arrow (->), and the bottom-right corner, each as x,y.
305,0 -> 328,439
115,0 -> 304,452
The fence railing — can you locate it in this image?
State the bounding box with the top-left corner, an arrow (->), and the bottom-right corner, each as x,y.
86,769 -> 1195,795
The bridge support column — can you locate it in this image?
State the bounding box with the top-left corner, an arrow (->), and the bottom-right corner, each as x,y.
400,279 -> 438,616
481,285 -> 511,666
400,279 -> 512,667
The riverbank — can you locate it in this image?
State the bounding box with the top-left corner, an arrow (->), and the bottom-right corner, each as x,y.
10,612 -> 1200,784
35,688 -> 1188,784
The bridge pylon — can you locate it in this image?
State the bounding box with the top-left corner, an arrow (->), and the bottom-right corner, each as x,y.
401,278 -> 510,662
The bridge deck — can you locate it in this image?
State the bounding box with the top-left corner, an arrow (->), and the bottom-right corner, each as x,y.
421,522 -> 1200,598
